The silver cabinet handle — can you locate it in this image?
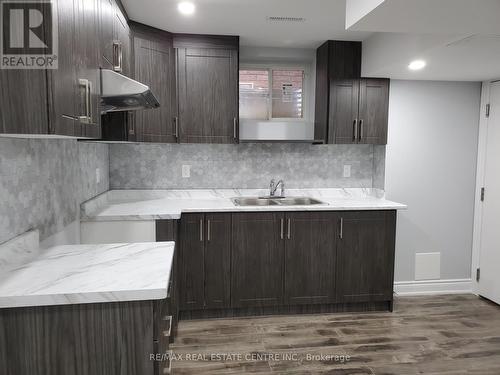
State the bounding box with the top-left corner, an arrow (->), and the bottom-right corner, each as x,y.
359,119 -> 364,141
339,217 -> 343,239
353,119 -> 358,141
287,218 -> 291,240
233,117 -> 238,141
162,315 -> 173,338
174,116 -> 179,139
199,219 -> 203,242
163,350 -> 173,374
87,80 -> 92,122
207,219 -> 211,242
280,218 -> 284,240
78,78 -> 90,123
113,41 -> 122,72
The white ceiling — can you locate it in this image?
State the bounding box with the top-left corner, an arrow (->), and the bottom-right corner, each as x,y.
122,0 -> 500,81
351,0 -> 500,81
346,0 -> 500,35
121,0 -> 371,48
362,33 -> 500,81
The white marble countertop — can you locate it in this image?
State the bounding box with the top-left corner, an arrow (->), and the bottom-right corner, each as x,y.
81,188 -> 407,221
0,231 -> 175,308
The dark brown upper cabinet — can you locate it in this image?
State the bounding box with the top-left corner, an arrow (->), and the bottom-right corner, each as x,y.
336,210 -> 396,303
329,78 -> 389,145
98,0 -> 115,69
179,213 -> 231,310
1,0 -> 108,138
357,78 -> 390,144
314,40 -> 361,143
0,1 -> 51,135
113,5 -> 131,76
129,23 -> 177,143
49,0 -> 101,138
314,40 -> 390,145
98,0 -> 130,75
175,34 -> 239,144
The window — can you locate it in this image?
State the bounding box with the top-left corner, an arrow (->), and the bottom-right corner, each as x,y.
239,68 -> 305,120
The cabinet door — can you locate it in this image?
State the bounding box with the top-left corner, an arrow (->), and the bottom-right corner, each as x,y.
50,0 -> 80,136
74,0 -> 101,138
179,214 -> 205,310
358,78 -> 389,145
329,79 -> 359,144
178,48 -> 238,144
114,9 -> 131,76
0,68 -> 49,134
231,213 -> 284,307
0,1 -> 50,135
204,213 -> 231,308
98,0 -> 115,68
284,212 -> 338,305
336,211 -> 396,303
133,33 -> 177,143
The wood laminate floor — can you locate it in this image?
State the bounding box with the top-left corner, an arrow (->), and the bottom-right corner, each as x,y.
171,295 -> 500,374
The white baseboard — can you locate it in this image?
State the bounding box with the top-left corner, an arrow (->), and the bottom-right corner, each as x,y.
394,278 -> 473,296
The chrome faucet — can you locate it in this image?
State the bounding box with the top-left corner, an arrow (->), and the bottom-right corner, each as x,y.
269,179 -> 285,197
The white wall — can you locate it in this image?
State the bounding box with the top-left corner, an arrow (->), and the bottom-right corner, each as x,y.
385,80 -> 481,282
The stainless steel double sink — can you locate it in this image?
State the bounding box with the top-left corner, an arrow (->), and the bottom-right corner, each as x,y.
231,196 -> 326,206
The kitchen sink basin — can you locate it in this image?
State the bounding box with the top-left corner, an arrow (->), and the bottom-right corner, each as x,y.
231,196 -> 325,206
273,197 -> 324,205
231,197 -> 279,206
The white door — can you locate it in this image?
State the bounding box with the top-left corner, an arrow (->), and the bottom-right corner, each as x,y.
479,81 -> 500,304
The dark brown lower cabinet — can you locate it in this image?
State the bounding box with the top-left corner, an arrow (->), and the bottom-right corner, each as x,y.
179,213 -> 205,310
178,210 -> 396,318
336,210 -> 396,303
0,298 -> 173,375
284,212 -> 339,305
179,213 -> 231,310
204,213 -> 231,308
231,212 -> 285,307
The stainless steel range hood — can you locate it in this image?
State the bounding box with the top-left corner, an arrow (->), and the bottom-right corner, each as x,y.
100,69 -> 160,113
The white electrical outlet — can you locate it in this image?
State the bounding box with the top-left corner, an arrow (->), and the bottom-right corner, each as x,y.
96,168 -> 101,184
343,165 -> 351,178
182,165 -> 191,178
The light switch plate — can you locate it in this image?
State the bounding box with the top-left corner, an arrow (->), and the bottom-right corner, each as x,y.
96,168 -> 101,184
343,165 -> 351,178
182,165 -> 191,178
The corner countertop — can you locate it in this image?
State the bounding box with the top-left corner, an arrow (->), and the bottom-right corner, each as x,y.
0,231 -> 175,309
81,188 -> 407,222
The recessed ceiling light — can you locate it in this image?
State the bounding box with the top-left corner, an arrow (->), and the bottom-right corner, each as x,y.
178,1 -> 195,15
408,60 -> 426,71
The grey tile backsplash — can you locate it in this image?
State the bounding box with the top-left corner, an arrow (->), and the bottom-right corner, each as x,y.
109,143 -> 385,190
0,139 -> 109,243
1,138 -> 387,244
373,145 -> 386,190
